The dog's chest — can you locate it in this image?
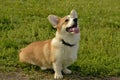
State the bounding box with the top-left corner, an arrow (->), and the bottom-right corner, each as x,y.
52,39 -> 78,63
62,46 -> 77,59
58,45 -> 78,66
51,35 -> 79,65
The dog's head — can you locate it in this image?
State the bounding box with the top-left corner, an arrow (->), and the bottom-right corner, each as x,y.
48,10 -> 79,34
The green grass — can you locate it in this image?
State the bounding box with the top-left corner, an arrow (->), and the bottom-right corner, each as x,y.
0,0 -> 120,78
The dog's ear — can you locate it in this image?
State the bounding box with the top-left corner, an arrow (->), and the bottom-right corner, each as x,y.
48,15 -> 60,28
70,10 -> 78,18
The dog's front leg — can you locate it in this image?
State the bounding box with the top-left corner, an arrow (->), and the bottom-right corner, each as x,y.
53,62 -> 63,79
63,67 -> 72,74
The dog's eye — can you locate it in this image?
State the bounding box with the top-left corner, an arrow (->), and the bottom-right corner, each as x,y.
65,19 -> 69,22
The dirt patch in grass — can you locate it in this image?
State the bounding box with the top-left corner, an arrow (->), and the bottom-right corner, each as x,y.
0,72 -> 29,80
0,70 -> 120,80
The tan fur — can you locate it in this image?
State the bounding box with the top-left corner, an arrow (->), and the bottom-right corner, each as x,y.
57,16 -> 69,32
19,40 -> 54,68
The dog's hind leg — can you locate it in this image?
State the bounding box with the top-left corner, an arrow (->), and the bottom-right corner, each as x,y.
41,67 -> 47,70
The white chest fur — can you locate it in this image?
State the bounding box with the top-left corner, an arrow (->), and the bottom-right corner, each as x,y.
51,33 -> 80,67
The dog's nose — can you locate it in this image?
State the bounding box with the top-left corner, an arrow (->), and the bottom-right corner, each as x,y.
73,18 -> 78,23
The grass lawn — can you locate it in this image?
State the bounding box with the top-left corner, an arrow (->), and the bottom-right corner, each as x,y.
0,0 -> 120,79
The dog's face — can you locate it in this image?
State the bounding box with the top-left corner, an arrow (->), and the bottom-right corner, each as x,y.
48,10 -> 79,34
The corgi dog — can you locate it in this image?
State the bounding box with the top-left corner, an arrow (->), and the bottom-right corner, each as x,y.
19,10 -> 80,79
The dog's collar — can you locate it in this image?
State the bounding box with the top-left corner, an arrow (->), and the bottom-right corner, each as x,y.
61,39 -> 75,47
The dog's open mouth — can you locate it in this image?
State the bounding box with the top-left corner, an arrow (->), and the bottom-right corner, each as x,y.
66,24 -> 79,34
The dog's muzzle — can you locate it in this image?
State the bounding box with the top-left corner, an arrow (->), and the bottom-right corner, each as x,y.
66,23 -> 79,34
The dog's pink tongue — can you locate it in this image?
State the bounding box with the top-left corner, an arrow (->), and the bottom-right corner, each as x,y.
71,28 -> 79,33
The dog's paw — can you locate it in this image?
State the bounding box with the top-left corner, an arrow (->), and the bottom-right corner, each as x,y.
63,69 -> 72,74
41,67 -> 47,70
54,73 -> 63,79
